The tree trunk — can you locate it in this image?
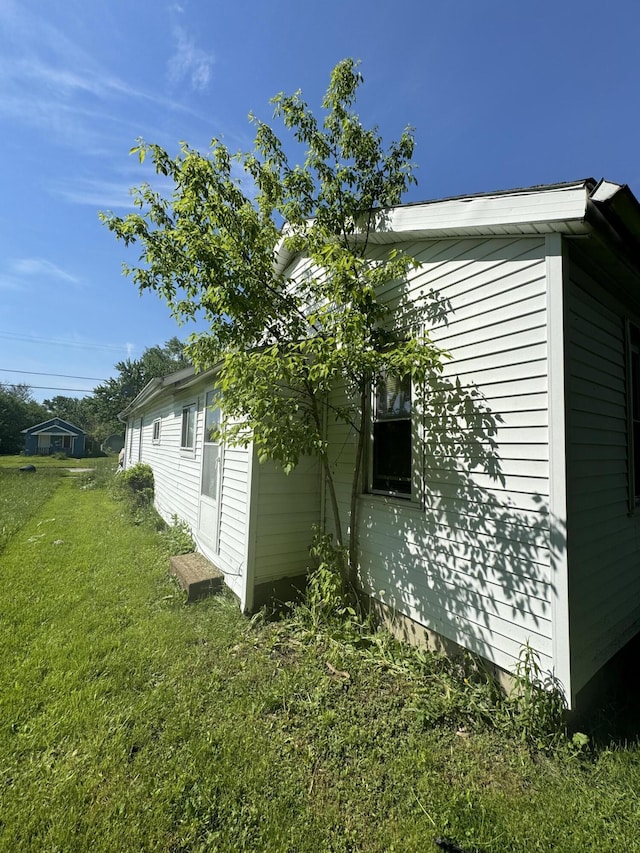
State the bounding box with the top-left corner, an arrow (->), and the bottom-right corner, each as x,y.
320,448 -> 344,552
347,386 -> 367,591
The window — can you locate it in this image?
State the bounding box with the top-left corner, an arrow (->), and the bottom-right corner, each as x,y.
181,404 -> 195,449
371,374 -> 412,496
152,419 -> 161,443
128,418 -> 134,461
201,391 -> 221,500
628,322 -> 640,510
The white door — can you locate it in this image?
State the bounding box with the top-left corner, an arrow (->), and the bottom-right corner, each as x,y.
198,391 -> 222,554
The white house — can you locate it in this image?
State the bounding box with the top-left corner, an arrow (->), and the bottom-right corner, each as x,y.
120,178 -> 640,708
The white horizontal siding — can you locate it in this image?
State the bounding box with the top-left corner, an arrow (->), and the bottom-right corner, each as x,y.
252,456 -> 320,582
218,446 -> 249,581
566,257 -> 640,694
127,379 -> 251,605
325,235 -> 554,675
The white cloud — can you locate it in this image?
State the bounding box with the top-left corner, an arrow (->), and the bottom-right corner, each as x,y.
49,177 -> 137,210
0,2 -> 214,151
49,169 -> 176,211
10,259 -> 80,284
168,26 -> 214,92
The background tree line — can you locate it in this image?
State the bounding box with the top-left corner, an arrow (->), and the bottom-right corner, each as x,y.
0,337 -> 189,455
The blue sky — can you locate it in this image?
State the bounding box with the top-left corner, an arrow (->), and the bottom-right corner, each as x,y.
1,0 -> 639,402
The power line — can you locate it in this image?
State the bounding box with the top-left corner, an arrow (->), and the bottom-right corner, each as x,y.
0,368 -> 107,381
5,385 -> 94,393
0,330 -> 130,353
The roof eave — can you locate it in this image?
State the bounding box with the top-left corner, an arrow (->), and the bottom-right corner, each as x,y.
273,179 -> 594,270
117,364 -> 221,420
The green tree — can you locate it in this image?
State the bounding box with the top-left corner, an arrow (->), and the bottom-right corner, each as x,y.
43,395 -> 93,428
0,384 -> 48,455
89,337 -> 190,443
44,339 -> 190,447
102,60 -> 446,590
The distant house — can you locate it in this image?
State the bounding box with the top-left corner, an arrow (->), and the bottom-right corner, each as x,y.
22,417 -> 86,458
120,178 -> 640,709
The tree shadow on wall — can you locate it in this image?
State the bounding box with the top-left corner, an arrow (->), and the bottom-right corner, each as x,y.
353,266 -> 567,683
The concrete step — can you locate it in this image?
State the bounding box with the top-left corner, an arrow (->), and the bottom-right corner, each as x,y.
169,552 -> 225,602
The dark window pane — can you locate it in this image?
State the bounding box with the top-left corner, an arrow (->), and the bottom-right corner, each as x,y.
372,419 -> 411,494
181,406 -> 195,448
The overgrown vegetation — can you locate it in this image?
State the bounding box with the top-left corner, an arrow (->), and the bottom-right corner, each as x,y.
101,59 -> 504,594
290,530 -> 574,753
111,462 -> 195,555
1,468 -> 638,851
115,461 -> 155,507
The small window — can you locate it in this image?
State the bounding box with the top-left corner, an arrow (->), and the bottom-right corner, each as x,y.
128,419 -> 134,461
181,404 -> 195,449
152,419 -> 161,443
371,374 -> 412,496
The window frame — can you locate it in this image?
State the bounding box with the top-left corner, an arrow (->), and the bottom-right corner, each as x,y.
152,418 -> 161,444
368,372 -> 414,500
180,403 -> 196,450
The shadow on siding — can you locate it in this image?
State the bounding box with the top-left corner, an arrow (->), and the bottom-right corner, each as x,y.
357,366 -> 565,677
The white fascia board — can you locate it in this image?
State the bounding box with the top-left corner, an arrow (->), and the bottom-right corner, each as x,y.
272,183 -> 592,270
590,179 -> 623,203
118,377 -> 163,421
374,184 -> 590,239
30,426 -> 77,436
118,365 -> 221,420
21,418 -> 83,434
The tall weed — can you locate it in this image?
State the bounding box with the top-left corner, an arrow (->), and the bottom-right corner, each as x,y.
506,642 -> 568,750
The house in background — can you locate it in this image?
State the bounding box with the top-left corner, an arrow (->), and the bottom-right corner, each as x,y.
120,178 -> 640,709
22,417 -> 86,458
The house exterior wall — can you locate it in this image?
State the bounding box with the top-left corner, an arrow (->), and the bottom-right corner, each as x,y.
124,379 -> 251,605
249,455 -> 321,588
124,376 -> 322,609
564,246 -> 640,696
324,235 -> 557,677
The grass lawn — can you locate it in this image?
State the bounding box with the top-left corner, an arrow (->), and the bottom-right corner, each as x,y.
0,470 -> 639,852
0,454 -> 104,469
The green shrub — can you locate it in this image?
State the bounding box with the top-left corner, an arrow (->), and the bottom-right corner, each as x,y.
115,462 -> 155,509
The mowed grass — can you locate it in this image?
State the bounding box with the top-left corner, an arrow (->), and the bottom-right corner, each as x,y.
0,457 -> 113,553
0,472 -> 639,851
0,454 -> 101,469
0,468 -> 66,553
